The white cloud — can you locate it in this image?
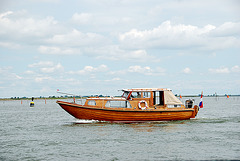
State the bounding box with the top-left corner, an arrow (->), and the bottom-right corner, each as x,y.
28,61 -> 64,73
24,70 -> 35,74
68,64 -> 108,75
34,0 -> 60,3
210,22 -> 240,37
35,76 -> 53,82
40,63 -> 64,73
209,67 -> 230,74
119,21 -> 214,49
209,65 -> 240,74
112,77 -> 121,81
105,77 -> 121,82
107,65 -> 166,76
108,70 -> 126,76
0,41 -> 21,49
119,21 -> 240,50
127,50 -> 157,61
28,61 -> 54,68
122,49 -> 160,62
0,11 -> 13,18
183,67 -> 192,74
231,65 -> 240,73
46,29 -> 107,47
38,46 -> 80,55
67,65 -> 165,79
86,45 -> 161,62
71,13 -> 92,25
40,29 -> 108,55
127,65 -> 165,76
0,11 -> 58,38
128,65 -> 152,73
0,67 -> 11,73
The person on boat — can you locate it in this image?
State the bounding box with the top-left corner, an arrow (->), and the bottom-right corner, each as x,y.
137,92 -> 141,98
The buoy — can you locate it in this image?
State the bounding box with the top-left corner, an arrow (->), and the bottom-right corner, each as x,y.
30,97 -> 34,107
30,101 -> 34,107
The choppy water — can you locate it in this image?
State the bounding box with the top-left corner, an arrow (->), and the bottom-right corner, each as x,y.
0,97 -> 240,160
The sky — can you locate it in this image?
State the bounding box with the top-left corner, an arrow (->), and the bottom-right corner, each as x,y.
0,0 -> 240,98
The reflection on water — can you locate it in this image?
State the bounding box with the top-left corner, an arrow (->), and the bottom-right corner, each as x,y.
127,122 -> 179,132
65,119 -> 189,133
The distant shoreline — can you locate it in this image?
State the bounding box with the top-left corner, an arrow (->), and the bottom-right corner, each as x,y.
0,95 -> 239,100
0,97 -> 86,101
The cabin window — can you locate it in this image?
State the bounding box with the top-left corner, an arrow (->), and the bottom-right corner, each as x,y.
122,91 -> 129,99
167,104 -> 182,108
143,92 -> 150,98
131,92 -> 141,98
105,101 -> 132,108
153,91 -> 164,105
88,100 -> 96,106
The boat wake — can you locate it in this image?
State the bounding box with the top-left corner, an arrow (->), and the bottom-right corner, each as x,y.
191,116 -> 239,124
73,119 -> 99,124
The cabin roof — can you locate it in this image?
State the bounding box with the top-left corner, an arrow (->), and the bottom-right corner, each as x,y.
122,88 -> 171,92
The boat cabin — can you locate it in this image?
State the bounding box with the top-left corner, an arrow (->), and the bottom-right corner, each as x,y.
121,88 -> 184,109
85,88 -> 185,110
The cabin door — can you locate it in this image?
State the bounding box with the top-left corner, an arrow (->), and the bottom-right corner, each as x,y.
153,91 -> 164,105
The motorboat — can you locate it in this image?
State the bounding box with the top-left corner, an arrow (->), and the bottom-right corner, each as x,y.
56,88 -> 199,123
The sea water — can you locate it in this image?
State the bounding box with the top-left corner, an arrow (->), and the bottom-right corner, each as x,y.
0,97 -> 239,160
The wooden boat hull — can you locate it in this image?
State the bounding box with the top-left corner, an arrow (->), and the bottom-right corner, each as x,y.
57,101 -> 198,123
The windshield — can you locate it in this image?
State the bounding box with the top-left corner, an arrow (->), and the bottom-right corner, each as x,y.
122,91 -> 129,99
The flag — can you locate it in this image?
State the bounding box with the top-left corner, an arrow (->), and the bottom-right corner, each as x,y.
57,89 -> 59,91
227,95 -> 229,98
180,95 -> 182,99
199,91 -> 203,108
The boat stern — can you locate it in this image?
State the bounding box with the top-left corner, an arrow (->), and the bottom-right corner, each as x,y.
190,105 -> 199,118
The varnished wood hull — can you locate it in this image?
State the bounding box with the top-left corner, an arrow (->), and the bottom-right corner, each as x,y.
57,101 -> 198,123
